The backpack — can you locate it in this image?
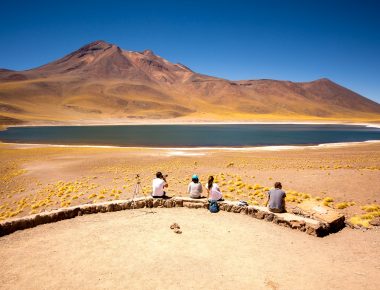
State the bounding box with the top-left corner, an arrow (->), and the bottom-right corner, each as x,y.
209,200 -> 219,213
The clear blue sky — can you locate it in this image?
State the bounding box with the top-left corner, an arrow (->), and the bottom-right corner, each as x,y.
0,0 -> 379,103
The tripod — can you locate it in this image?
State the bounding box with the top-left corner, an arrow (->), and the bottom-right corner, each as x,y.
131,174 -> 142,210
131,174 -> 154,214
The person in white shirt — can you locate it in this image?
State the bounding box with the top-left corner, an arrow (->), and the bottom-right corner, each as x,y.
152,171 -> 168,198
188,174 -> 203,199
205,176 -> 223,201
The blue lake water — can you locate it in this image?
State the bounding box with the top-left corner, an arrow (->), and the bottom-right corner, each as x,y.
0,124 -> 380,147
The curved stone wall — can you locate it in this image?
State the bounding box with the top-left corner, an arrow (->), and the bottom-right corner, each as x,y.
0,197 -> 344,237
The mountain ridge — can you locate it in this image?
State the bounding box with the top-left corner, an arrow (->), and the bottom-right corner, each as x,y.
0,40 -> 379,124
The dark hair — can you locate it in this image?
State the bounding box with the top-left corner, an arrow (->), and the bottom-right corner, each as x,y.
208,176 -> 214,190
156,171 -> 163,178
192,177 -> 199,183
274,182 -> 282,189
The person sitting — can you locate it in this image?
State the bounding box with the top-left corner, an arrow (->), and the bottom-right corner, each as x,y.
265,182 -> 286,213
205,176 -> 223,201
188,174 -> 203,199
152,171 -> 168,198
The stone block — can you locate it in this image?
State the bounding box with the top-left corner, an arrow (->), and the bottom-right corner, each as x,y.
174,198 -> 184,207
152,199 -> 162,207
145,198 -> 153,208
294,200 -> 345,233
255,211 -> 266,219
121,201 -> 132,210
265,213 -> 274,222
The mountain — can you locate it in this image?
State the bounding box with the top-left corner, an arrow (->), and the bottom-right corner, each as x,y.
0,40 -> 379,124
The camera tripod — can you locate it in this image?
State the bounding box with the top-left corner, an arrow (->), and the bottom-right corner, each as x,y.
131,174 -> 142,209
131,174 -> 154,213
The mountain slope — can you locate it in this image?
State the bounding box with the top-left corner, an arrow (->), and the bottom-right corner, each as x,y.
0,40 -> 379,124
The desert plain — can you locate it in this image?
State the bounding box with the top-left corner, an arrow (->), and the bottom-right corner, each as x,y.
1,137 -> 380,290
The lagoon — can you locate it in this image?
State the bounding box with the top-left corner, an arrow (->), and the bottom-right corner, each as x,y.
0,124 -> 380,147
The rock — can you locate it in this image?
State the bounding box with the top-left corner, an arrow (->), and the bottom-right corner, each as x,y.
145,199 -> 153,208
306,225 -> 320,236
99,206 -> 107,213
240,207 -> 248,215
106,204 -> 114,212
152,199 -> 161,208
121,201 -> 131,210
174,199 -> 183,207
255,211 -> 266,219
248,207 -> 258,216
265,213 -> 274,222
170,223 -> 180,230
113,203 -> 122,211
184,202 -> 203,209
136,200 -> 146,208
225,204 -> 233,212
232,205 -> 242,213
290,221 -> 302,229
164,200 -> 174,208
274,217 -> 285,225
369,217 -> 380,226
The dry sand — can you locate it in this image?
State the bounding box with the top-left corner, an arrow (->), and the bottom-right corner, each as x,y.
1,208 -> 380,290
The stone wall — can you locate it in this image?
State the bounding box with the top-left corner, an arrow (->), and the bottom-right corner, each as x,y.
0,197 -> 344,237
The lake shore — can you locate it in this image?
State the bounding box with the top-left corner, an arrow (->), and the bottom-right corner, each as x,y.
3,119 -> 380,128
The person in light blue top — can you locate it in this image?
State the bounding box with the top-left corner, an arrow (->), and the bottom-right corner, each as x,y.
188,174 -> 203,199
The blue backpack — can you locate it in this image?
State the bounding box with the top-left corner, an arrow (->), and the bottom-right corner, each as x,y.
209,200 -> 219,213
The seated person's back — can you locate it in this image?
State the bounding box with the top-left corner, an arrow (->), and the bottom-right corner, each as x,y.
188,174 -> 203,198
152,171 -> 168,197
266,182 -> 286,213
206,176 -> 223,201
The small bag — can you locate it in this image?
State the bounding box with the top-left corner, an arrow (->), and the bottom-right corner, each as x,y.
209,200 -> 219,213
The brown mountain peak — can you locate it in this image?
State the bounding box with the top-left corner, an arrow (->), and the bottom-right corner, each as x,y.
78,40 -> 114,54
1,40 -> 379,123
142,49 -> 155,56
312,77 -> 334,84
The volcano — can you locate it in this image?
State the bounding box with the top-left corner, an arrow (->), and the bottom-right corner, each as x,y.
0,40 -> 379,124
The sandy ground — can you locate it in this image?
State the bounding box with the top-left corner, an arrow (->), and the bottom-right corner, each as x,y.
1,141 -> 380,223
1,142 -> 380,289
1,208 -> 380,290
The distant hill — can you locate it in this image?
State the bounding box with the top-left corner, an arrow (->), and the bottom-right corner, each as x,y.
1,40 -> 379,124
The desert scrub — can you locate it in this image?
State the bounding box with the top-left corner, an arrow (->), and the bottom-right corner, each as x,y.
349,204 -> 380,228
349,215 -> 371,228
335,202 -> 349,209
335,201 -> 355,209
361,204 -> 380,212
322,197 -> 334,206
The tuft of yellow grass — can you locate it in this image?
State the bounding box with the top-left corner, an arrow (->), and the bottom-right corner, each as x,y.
361,204 -> 380,212
349,215 -> 370,228
335,202 -> 349,209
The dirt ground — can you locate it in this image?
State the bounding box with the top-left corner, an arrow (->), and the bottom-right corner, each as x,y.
1,142 -> 380,225
1,208 -> 380,290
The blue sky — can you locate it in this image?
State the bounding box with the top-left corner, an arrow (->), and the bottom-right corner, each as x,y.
0,0 -> 379,102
